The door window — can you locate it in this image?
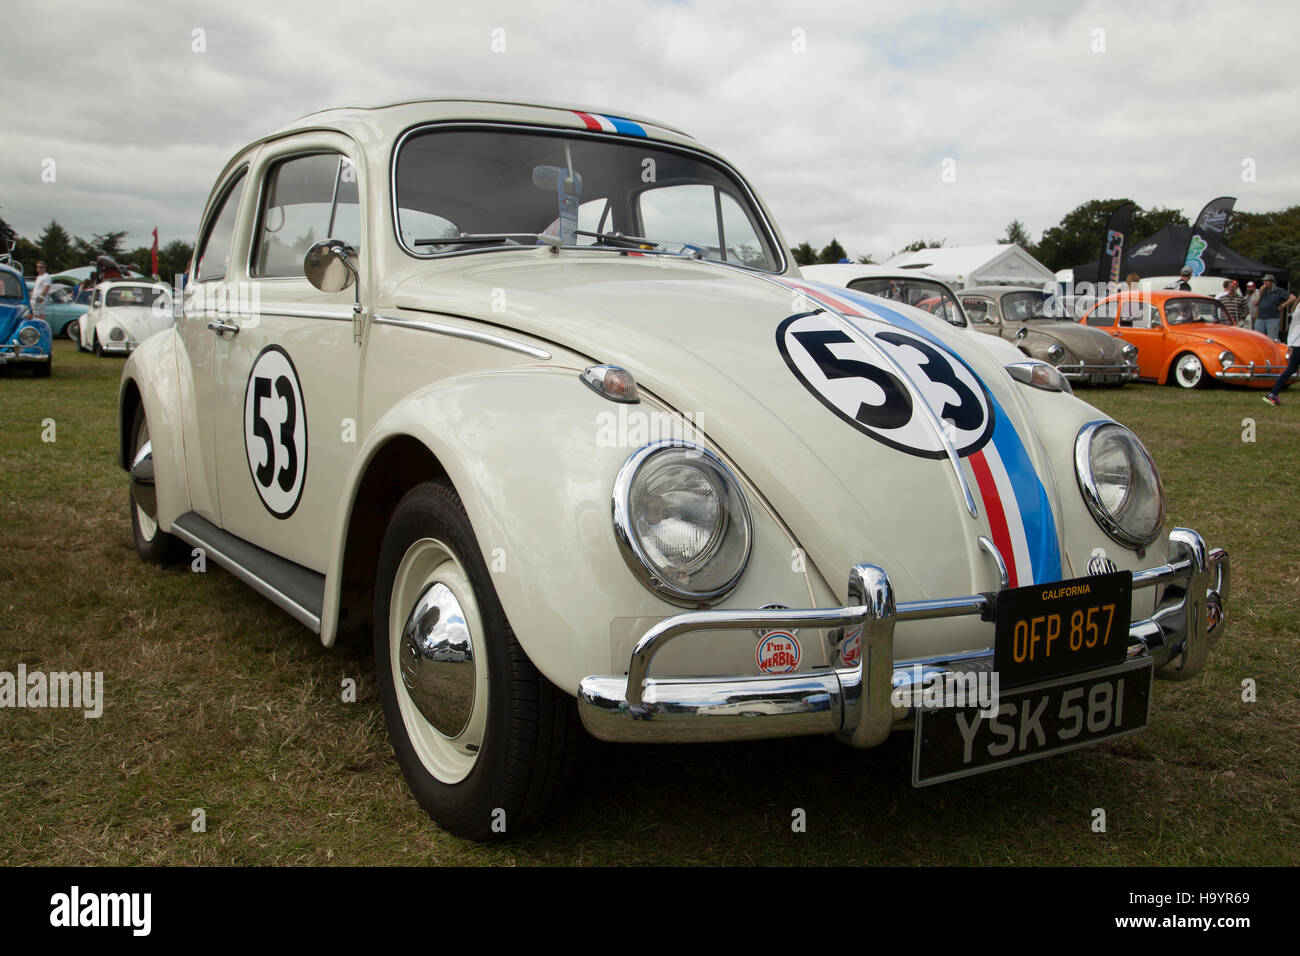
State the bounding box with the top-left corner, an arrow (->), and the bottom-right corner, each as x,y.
195,169 -> 248,282
253,154 -> 360,278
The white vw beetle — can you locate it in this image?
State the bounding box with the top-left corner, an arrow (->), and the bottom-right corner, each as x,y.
80,281 -> 174,356
119,97 -> 1229,840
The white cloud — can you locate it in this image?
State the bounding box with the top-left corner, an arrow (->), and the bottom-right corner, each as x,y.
1,0 -> 1296,262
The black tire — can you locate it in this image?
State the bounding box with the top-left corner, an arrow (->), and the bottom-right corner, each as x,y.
374,480 -> 581,841
32,359 -> 51,378
93,334 -> 103,358
1170,352 -> 1208,389
129,404 -> 185,564
65,320 -> 79,343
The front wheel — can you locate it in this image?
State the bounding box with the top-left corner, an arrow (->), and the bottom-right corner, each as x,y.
93,334 -> 103,358
374,481 -> 581,841
129,405 -> 185,564
65,320 -> 80,343
1171,352 -> 1208,389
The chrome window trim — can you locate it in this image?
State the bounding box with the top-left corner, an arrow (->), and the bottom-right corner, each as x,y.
611,440 -> 754,607
194,165 -> 250,284
388,120 -> 788,275
247,150 -> 349,279
1074,420 -> 1166,549
372,313 -> 552,359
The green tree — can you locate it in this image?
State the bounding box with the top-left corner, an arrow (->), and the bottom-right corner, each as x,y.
1226,206 -> 1300,282
855,253 -> 876,264
790,242 -> 817,266
37,220 -> 73,271
998,219 -> 1033,249
1034,199 -> 1189,272
91,230 -> 128,259
818,238 -> 847,264
895,238 -> 945,256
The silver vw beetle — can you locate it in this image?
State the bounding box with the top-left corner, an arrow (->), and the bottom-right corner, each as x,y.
119,97 -> 1228,840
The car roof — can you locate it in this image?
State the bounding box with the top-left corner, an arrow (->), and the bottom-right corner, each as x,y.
960,285 -> 1046,295
1096,289 -> 1218,304
800,263 -> 954,285
97,281 -> 165,292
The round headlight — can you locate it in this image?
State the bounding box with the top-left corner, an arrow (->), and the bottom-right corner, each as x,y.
1046,343 -> 1066,361
1122,343 -> 1138,361
1075,422 -> 1165,548
613,441 -> 752,605
1218,350 -> 1236,368
17,326 -> 40,346
109,327 -> 126,342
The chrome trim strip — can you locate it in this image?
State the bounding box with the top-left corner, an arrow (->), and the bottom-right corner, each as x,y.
372,313 -> 552,359
257,306 -> 356,322
169,523 -> 322,634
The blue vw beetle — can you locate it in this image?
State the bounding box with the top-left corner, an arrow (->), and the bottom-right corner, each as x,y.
0,262 -> 52,377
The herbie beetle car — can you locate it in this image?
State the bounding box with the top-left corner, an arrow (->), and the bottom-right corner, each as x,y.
119,98 -> 1230,840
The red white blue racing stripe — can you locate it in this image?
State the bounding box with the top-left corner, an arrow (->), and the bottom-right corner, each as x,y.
777,278 -> 1064,588
572,111 -> 647,137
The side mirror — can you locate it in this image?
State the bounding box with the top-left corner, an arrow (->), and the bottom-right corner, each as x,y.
304,239 -> 358,293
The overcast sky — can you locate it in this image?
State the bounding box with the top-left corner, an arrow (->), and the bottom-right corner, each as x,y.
2,0 -> 1297,262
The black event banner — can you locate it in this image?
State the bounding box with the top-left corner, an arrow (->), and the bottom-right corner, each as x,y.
1100,201 -> 1136,285
1183,196 -> 1236,278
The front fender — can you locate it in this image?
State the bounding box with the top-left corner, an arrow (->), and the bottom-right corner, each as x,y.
119,329 -> 188,532
322,366 -> 823,695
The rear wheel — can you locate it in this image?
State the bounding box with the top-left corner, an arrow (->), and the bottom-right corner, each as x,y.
1171,352 -> 1207,389
129,405 -> 185,564
65,320 -> 80,343
374,481 -> 581,841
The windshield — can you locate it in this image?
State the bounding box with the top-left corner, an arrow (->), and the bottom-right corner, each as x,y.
847,277 -> 967,327
105,286 -> 166,308
1164,297 -> 1232,325
0,272 -> 23,300
1001,290 -> 1059,321
395,126 -> 780,271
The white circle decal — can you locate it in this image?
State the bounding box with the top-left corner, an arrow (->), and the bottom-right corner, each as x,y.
777,312 -> 993,458
243,345 -> 307,518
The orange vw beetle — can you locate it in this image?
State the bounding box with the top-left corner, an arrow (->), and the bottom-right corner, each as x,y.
1080,289 -> 1292,389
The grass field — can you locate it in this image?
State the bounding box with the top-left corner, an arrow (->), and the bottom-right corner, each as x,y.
1,340 -> 1296,866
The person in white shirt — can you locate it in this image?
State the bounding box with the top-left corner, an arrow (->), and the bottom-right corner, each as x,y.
1262,303 -> 1300,405
31,261 -> 52,318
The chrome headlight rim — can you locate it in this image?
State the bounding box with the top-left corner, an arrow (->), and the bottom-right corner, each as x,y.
17,325 -> 41,346
1218,349 -> 1236,368
1046,342 -> 1066,362
108,325 -> 127,342
1074,420 -> 1166,549
612,440 -> 753,607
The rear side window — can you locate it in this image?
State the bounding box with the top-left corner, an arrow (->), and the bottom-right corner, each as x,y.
195,169 -> 248,282
253,153 -> 359,278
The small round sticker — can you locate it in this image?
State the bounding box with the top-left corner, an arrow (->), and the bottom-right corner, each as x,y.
243,345 -> 307,519
756,630 -> 801,674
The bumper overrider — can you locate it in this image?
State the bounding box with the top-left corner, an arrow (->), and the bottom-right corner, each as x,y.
579,529 -> 1228,750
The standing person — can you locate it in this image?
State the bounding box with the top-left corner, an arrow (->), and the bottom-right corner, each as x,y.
1253,275 -> 1288,341
1245,281 -> 1259,328
30,261 -> 52,322
1262,300 -> 1300,405
1168,266 -> 1193,291
1219,279 -> 1246,326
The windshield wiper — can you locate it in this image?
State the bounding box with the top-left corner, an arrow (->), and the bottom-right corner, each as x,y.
413,233 -> 559,248
575,230 -> 661,250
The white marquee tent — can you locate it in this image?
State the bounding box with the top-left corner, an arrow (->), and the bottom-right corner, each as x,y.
882,244 -> 1054,290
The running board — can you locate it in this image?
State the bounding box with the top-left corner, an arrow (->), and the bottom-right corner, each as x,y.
171,512 -> 325,633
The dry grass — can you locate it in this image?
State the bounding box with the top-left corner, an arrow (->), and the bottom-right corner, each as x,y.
1,342 -> 1296,865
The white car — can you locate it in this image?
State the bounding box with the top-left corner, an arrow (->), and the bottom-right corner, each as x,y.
119,97 -> 1229,841
80,281 -> 173,356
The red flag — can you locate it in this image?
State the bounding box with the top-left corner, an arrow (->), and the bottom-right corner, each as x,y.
150,228 -> 159,279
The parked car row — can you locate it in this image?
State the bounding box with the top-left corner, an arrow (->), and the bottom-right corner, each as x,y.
114,97 -> 1232,841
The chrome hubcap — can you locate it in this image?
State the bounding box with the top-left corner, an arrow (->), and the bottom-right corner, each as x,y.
1177,356 -> 1202,386
389,538 -> 488,783
400,581 -> 476,736
132,424 -> 158,541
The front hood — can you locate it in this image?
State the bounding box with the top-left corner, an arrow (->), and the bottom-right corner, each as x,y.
395,253 -> 1071,609
1020,321 -> 1127,361
97,306 -> 171,342
1169,324 -> 1284,362
0,301 -> 26,341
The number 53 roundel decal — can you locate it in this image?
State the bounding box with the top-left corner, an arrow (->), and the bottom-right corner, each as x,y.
777,311 -> 994,459
243,345 -> 308,518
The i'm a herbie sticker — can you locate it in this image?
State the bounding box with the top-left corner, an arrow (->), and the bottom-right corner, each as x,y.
756,631 -> 801,674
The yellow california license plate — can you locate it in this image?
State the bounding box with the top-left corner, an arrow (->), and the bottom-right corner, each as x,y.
993,571 -> 1132,687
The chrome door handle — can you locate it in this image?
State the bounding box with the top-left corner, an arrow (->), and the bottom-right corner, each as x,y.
207,321 -> 240,335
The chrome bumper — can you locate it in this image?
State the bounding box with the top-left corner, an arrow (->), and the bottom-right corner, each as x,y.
0,345 -> 50,364
1217,360 -> 1296,382
1057,363 -> 1139,382
578,528 -> 1229,746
